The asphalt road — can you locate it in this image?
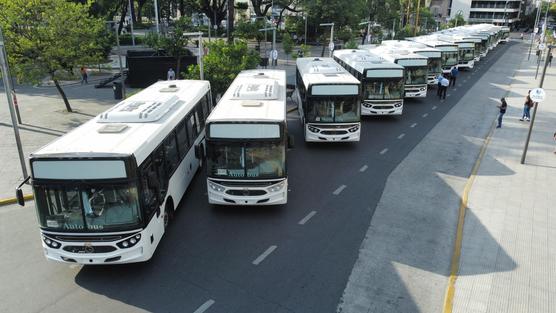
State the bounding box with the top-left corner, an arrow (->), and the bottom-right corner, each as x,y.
0,43 -> 513,313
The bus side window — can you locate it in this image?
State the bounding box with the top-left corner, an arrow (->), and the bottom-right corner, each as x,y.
176,120 -> 189,159
186,113 -> 196,145
194,111 -> 201,134
163,131 -> 180,175
153,145 -> 168,199
196,101 -> 206,130
139,159 -> 158,215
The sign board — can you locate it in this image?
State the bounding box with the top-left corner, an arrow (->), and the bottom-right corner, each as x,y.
539,43 -> 546,50
329,42 -> 335,52
530,88 -> 546,103
534,27 -> 539,34
271,49 -> 278,60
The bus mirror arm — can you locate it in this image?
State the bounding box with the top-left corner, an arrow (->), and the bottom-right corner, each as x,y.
15,176 -> 31,206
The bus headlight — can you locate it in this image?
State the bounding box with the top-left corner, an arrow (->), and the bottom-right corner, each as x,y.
394,102 -> 402,108
267,182 -> 285,193
117,234 -> 141,249
307,125 -> 320,133
208,182 -> 225,192
348,125 -> 359,133
43,236 -> 61,249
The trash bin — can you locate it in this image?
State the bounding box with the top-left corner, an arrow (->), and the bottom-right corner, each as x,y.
260,57 -> 269,68
113,82 -> 123,100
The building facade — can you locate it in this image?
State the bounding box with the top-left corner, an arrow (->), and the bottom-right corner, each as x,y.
448,0 -> 523,25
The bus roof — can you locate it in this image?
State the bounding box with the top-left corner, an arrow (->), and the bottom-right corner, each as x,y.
296,57 -> 360,90
31,80 -> 211,165
360,45 -> 428,62
333,49 -> 404,75
379,40 -> 442,57
406,37 -> 459,50
206,69 -> 287,123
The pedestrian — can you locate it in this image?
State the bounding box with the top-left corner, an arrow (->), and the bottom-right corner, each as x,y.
436,73 -> 443,97
80,67 -> 88,84
553,132 -> 556,154
520,33 -> 524,40
450,66 -> 459,87
439,75 -> 449,100
520,90 -> 533,121
549,53 -> 553,67
167,68 -> 175,80
496,97 -> 508,128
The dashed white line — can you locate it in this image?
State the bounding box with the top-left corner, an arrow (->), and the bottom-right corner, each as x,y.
410,123 -> 418,128
252,245 -> 277,265
193,300 -> 216,313
333,185 -> 347,195
397,133 -> 405,139
453,88 -> 457,91
458,84 -> 463,87
422,113 -> 429,118
359,165 -> 368,172
298,211 -> 317,225
432,106 -> 438,110
446,94 -> 451,97
380,148 -> 388,155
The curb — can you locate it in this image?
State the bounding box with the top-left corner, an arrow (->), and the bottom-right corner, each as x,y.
0,194 -> 33,206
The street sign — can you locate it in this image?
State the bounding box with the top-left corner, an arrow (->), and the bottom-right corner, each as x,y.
530,88 -> 546,103
271,49 -> 278,60
539,43 -> 546,50
534,27 -> 539,34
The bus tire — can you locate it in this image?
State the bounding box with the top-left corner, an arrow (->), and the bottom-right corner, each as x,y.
164,197 -> 174,229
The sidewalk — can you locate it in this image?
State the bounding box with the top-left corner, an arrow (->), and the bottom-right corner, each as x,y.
451,47 -> 556,312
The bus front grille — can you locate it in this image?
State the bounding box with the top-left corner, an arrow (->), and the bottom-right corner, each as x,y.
63,245 -> 117,254
226,189 -> 267,196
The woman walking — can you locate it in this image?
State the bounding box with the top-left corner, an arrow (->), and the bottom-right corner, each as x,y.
520,90 -> 533,121
497,98 -> 508,128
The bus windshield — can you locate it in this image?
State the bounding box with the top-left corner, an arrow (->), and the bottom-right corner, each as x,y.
365,79 -> 404,100
442,51 -> 459,68
34,182 -> 142,232
405,67 -> 427,85
306,96 -> 360,123
428,58 -> 442,74
460,48 -> 475,62
207,141 -> 286,179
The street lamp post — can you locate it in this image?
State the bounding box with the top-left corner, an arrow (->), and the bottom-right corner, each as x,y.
128,0 -> 135,46
528,0 -> 542,60
154,0 -> 160,34
319,23 -> 334,57
304,14 -> 307,46
259,27 -> 276,67
184,32 -> 205,80
0,27 -> 28,180
108,21 -> 126,99
503,0 -> 509,27
521,44 -> 553,164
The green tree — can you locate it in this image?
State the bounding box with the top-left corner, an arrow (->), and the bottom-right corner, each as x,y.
185,40 -> 260,97
234,20 -> 265,47
0,0 -> 107,112
282,32 -> 294,64
448,12 -> 465,28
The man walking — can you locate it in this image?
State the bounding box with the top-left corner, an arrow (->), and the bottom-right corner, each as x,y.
450,66 -> 459,87
496,98 -> 508,128
439,75 -> 449,100
167,68 -> 175,80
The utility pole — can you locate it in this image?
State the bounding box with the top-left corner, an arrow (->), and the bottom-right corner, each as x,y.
528,0 -> 542,60
108,21 -> 126,99
128,0 -> 135,46
304,14 -> 307,46
154,0 -> 160,34
0,28 -> 28,180
259,27 -> 276,66
520,45 -> 552,164
415,0 -> 421,36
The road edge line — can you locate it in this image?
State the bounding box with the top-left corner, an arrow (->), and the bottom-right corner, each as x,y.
0,194 -> 33,206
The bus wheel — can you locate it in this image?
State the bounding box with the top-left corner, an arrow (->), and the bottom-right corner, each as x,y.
164,198 -> 174,229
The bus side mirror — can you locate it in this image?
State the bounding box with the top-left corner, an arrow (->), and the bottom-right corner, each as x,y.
15,176 -> 30,207
195,143 -> 205,159
288,135 -> 295,149
16,189 -> 25,206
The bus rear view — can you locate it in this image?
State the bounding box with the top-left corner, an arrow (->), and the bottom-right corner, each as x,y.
205,70 -> 289,205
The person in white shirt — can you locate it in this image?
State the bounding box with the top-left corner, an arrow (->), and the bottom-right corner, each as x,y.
167,68 -> 176,80
439,75 -> 449,100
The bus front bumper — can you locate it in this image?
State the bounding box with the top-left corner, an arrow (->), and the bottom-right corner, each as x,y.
42,242 -> 149,265
404,87 -> 427,98
305,124 -> 360,142
208,180 -> 288,205
361,101 -> 403,116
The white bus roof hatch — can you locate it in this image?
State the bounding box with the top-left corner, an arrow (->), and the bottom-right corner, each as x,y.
232,78 -> 279,100
98,94 -> 181,123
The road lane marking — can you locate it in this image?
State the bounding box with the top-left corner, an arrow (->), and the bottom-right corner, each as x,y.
298,211 -> 317,225
458,84 -> 462,87
380,148 -> 388,155
453,88 -> 457,91
422,113 -> 428,118
193,300 -> 215,313
410,123 -> 418,128
252,245 -> 277,265
432,106 -> 438,110
359,165 -> 368,172
447,94 -> 451,97
397,133 -> 405,139
333,185 -> 347,195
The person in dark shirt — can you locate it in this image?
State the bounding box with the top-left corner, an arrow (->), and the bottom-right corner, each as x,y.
497,98 -> 508,128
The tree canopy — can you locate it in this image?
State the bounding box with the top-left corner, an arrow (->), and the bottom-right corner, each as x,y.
0,0 -> 108,112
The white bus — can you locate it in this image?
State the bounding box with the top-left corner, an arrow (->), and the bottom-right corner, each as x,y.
428,35 -> 476,70
16,80 -> 213,264
333,49 -> 405,116
361,45 -> 428,98
205,70 -> 289,205
294,57 -> 361,142
500,26 -> 510,43
406,37 -> 459,74
380,40 -> 442,85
